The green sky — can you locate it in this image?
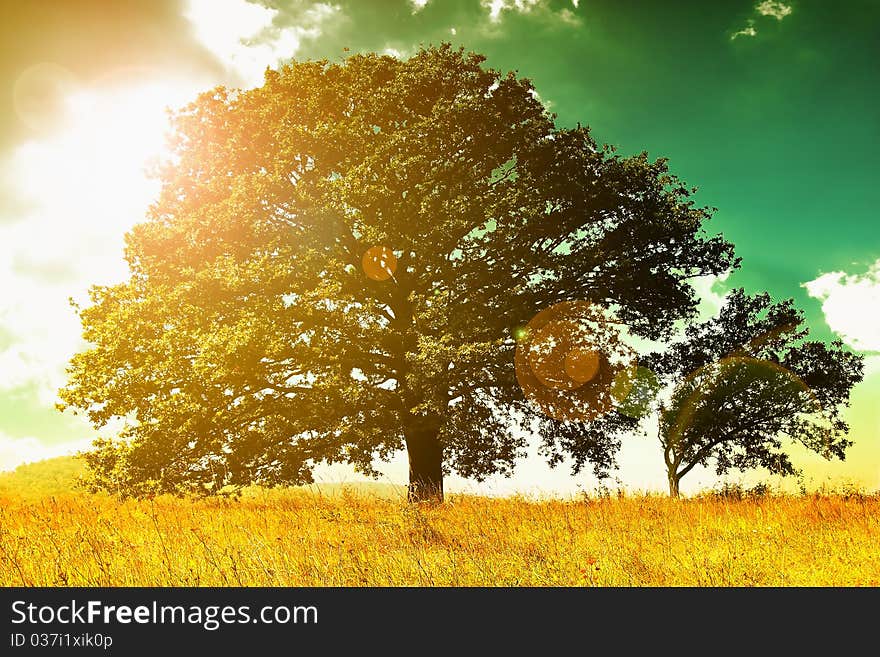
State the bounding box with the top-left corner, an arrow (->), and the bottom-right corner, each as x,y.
0,0 -> 877,492
286,0 -> 880,331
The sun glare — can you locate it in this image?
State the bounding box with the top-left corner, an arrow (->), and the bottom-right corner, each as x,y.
0,0 -> 324,469
11,78 -> 198,282
0,75 -> 202,410
184,0 -> 330,87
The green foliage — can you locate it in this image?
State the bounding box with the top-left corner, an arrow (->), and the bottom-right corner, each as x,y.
59,45 -> 736,497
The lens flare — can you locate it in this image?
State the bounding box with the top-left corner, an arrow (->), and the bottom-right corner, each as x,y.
564,347 -> 602,385
613,366 -> 661,419
527,320 -> 588,391
13,63 -> 78,134
515,301 -> 636,422
666,355 -> 822,448
362,246 -> 397,281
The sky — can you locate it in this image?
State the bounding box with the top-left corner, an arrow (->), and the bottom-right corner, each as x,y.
0,0 -> 877,495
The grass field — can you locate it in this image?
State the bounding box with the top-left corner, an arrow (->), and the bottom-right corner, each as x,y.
1,459 -> 878,586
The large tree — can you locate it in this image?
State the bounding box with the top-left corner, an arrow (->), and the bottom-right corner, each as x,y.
575,289 -> 864,497
60,46 -> 736,501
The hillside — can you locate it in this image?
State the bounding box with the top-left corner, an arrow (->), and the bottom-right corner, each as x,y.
0,455 -> 405,500
0,455 -> 86,499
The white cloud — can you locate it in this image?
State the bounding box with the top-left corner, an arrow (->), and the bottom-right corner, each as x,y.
756,1 -> 793,20
692,271 -> 731,320
409,0 -> 430,12
731,22 -> 758,40
481,0 -> 580,26
0,433 -> 90,472
184,0 -> 340,87
731,2 -> 792,41
804,260 -> 880,353
529,88 -> 555,112
865,355 -> 880,377
557,8 -> 580,26
485,0 -> 507,22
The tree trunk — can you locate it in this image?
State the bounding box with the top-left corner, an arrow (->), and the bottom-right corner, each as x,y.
404,418 -> 443,503
668,470 -> 681,498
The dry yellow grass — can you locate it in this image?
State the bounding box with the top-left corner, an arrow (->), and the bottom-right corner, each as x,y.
1,489 -> 878,586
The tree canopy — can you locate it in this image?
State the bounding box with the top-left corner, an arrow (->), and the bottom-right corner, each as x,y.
574,289 -> 864,496
59,45 -> 737,500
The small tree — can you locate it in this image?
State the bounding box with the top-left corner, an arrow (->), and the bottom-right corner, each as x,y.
59,46 -> 737,501
578,289 -> 864,496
